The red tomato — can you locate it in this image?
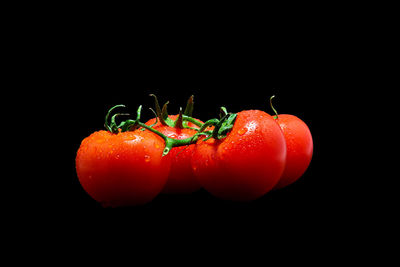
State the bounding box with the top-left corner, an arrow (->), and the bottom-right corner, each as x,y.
76,130 -> 171,207
191,110 -> 287,201
145,115 -> 203,194
273,114 -> 313,189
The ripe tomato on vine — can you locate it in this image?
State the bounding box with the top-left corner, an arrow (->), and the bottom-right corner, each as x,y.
76,129 -> 171,207
144,95 -> 204,194
191,110 -> 287,201
269,96 -> 313,189
75,94 -> 313,207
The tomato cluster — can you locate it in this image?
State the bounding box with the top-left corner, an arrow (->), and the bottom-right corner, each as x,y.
75,95 -> 313,207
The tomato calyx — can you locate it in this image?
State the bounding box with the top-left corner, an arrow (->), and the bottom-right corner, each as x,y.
147,94 -> 238,140
183,95 -> 194,117
149,94 -> 171,126
149,94 -> 202,130
213,108 -> 237,140
104,104 -> 139,133
104,95 -> 237,156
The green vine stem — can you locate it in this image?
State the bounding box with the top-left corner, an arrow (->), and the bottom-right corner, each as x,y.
182,115 -> 203,128
270,95 -> 279,119
104,98 -> 237,156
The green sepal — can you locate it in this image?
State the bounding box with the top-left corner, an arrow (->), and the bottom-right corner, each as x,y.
184,95 -> 194,117
220,107 -> 228,119
211,112 -> 237,140
218,113 -> 237,136
150,94 -> 169,126
161,101 -> 175,126
174,107 -> 184,128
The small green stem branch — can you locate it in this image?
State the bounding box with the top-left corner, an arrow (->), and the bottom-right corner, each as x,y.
182,115 -> 203,127
270,95 -> 279,119
104,99 -> 237,156
135,120 -> 209,156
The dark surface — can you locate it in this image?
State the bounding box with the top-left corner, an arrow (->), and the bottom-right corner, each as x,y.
60,33 -> 354,238
6,9 -> 377,260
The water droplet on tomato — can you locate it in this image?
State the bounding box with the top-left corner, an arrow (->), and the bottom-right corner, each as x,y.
238,128 -> 247,135
168,133 -> 178,139
144,155 -> 151,162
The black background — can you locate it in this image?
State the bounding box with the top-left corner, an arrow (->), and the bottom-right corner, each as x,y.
55,18 -> 361,242
66,53 -> 347,229
4,5 -> 387,261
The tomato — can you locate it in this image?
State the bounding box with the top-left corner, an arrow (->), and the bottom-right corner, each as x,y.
272,114 -> 313,189
191,110 -> 287,201
75,130 -> 171,207
145,115 -> 203,194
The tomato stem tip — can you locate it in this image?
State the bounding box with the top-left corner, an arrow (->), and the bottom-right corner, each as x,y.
270,95 -> 279,119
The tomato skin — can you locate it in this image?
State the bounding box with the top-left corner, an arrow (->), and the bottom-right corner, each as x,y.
191,110 -> 287,201
145,115 -> 202,194
75,130 -> 171,207
273,114 -> 313,189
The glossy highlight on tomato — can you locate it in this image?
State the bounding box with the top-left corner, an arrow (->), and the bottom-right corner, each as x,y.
191,110 -> 287,202
76,130 -> 171,207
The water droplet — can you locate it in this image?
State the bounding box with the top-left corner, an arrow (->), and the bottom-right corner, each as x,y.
238,128 -> 247,135
169,133 -> 178,139
144,155 -> 151,162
